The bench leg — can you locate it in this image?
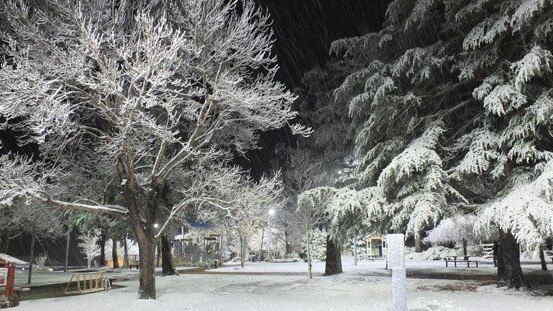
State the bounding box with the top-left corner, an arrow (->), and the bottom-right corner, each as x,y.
476,262 -> 478,268
467,261 -> 470,268
446,261 -> 448,267
454,261 -> 457,267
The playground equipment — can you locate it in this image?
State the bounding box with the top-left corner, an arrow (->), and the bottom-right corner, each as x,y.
0,259 -> 18,308
63,271 -> 110,295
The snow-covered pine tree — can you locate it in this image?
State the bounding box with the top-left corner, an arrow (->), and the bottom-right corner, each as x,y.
274,60 -> 357,257
0,0 -> 305,298
297,185 -> 387,275
332,0 -> 553,288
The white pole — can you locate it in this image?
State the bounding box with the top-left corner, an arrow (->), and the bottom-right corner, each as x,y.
386,234 -> 407,311
268,209 -> 275,262
267,229 -> 272,262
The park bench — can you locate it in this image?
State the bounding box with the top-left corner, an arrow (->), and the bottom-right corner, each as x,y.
358,254 -> 376,262
443,256 -> 479,268
63,271 -> 111,295
481,243 -> 494,259
128,255 -> 139,269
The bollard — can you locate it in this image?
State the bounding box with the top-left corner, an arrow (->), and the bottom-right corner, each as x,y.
386,234 -> 407,311
386,234 -> 405,268
392,267 -> 407,311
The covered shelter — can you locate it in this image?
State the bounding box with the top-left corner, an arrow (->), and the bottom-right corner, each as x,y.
172,223 -> 225,268
364,234 -> 387,257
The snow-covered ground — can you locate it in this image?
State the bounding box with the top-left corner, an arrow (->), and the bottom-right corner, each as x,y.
15,257 -> 553,311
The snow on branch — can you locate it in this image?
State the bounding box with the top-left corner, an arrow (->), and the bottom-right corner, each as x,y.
377,122 -> 445,189
475,161 -> 553,248
511,45 -> 553,90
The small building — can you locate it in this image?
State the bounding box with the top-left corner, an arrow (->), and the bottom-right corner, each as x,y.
364,234 -> 387,257
172,223 -> 225,268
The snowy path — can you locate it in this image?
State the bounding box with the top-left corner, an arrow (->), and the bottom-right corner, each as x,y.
15,259 -> 553,311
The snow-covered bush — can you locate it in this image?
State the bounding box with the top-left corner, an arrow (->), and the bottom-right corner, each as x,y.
34,255 -> 47,267
405,246 -> 458,261
424,215 -> 477,245
424,215 -> 479,256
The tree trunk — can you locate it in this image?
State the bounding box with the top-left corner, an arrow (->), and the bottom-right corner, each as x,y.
353,237 -> 358,266
415,234 -> 422,253
240,235 -> 246,269
156,242 -> 161,267
117,155 -> 159,299
161,235 -> 177,276
462,238 -> 468,259
284,230 -> 292,256
307,231 -> 313,279
99,232 -> 106,267
123,234 -> 129,269
539,244 -> 548,271
259,227 -> 265,261
324,235 -> 342,275
27,231 -> 36,284
112,238 -> 119,268
136,235 -> 157,299
497,230 -> 525,289
64,229 -> 71,273
219,233 -> 225,262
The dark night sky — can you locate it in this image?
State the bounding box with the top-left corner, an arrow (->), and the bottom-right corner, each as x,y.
241,0 -> 388,177
256,0 -> 388,88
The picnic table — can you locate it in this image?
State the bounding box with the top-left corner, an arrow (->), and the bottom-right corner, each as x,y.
444,256 -> 479,268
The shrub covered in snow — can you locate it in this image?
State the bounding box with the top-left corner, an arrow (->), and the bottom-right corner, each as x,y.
405,246 -> 458,260
405,243 -> 484,260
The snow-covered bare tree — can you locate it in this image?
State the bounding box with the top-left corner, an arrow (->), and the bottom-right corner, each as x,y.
0,0 -> 305,299
424,215 -> 478,257
331,0 -> 553,288
201,172 -> 284,268
296,187 -> 334,278
78,231 -> 100,269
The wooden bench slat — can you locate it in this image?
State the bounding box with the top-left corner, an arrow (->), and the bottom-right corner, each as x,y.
444,259 -> 479,268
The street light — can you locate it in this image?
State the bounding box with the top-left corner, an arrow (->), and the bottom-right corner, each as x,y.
267,209 -> 276,261
153,223 -> 159,229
